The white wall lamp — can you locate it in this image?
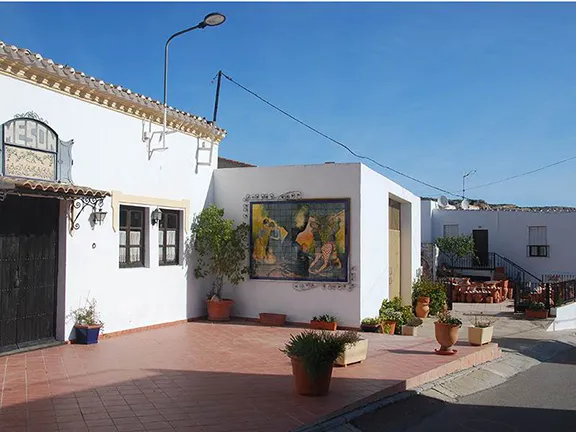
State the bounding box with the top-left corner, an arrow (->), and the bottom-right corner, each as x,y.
151,208 -> 163,226
143,12 -> 227,160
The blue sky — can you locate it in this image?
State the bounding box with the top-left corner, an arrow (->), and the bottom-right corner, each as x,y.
2,2 -> 576,206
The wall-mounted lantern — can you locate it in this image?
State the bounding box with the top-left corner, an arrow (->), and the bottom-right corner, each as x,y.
151,208 -> 162,226
70,197 -> 107,232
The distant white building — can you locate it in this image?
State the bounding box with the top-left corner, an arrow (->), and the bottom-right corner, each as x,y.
0,41 -> 421,353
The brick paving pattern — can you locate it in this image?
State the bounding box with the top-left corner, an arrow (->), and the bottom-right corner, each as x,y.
0,322 -> 500,432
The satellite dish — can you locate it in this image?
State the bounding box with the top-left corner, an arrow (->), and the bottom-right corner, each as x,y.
461,199 -> 470,210
438,195 -> 449,208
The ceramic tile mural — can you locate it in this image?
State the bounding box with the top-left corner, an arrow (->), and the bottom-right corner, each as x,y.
250,199 -> 350,282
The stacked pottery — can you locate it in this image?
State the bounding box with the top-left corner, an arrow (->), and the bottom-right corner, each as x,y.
416,296 -> 430,318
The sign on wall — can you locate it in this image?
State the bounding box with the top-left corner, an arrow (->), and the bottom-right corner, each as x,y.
1,113 -> 74,183
249,199 -> 350,282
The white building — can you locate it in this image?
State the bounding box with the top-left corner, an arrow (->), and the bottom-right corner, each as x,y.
0,41 -> 421,352
422,199 -> 576,282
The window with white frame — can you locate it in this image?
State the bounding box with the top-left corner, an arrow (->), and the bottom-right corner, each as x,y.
119,206 -> 146,267
158,209 -> 181,266
443,224 -> 459,237
528,226 -> 548,257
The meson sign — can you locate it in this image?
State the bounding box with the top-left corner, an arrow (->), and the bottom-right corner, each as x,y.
3,118 -> 57,152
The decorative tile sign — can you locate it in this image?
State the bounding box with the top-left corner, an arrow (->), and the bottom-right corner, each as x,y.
249,199 -> 350,282
4,145 -> 56,180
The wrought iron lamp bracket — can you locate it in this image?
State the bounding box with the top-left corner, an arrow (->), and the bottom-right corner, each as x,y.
69,196 -> 104,232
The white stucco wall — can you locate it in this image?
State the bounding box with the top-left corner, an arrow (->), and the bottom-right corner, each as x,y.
548,302 -> 576,331
213,163 -> 421,327
431,209 -> 576,278
420,199 -> 438,244
213,163 -> 362,327
360,165 -> 421,318
0,73 -> 217,339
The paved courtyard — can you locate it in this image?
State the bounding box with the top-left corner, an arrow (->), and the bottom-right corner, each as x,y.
0,322 -> 499,432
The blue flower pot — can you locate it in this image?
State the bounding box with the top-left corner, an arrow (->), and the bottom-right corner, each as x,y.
75,325 -> 101,344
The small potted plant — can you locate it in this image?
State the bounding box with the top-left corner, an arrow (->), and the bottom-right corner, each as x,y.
434,311 -> 462,355
402,316 -> 423,336
259,313 -> 287,326
281,330 -> 360,396
310,314 -> 338,331
360,317 -> 381,333
468,313 -> 495,346
379,308 -> 403,334
525,302 -> 548,319
191,205 -> 249,321
69,299 -> 103,345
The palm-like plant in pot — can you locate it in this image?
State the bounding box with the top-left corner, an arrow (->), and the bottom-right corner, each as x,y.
191,205 -> 249,321
434,311 -> 462,355
281,330 -> 360,396
68,299 -> 103,345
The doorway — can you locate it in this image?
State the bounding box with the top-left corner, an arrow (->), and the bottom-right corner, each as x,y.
473,229 -> 489,267
389,199 -> 401,299
0,195 -> 59,352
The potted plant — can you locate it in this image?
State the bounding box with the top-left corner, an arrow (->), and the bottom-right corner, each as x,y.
525,302 -> 548,319
311,314 -> 338,331
191,205 -> 249,321
360,317 -> 381,333
379,308 -> 402,334
69,299 -> 103,345
412,277 -> 448,318
335,337 -> 369,367
402,316 -> 423,336
281,330 -> 360,396
434,311 -> 462,355
379,297 -> 414,334
468,313 -> 495,346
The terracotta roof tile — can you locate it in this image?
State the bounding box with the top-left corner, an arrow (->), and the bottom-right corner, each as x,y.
1,177 -> 110,198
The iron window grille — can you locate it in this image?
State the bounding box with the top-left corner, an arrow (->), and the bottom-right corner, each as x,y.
528,245 -> 549,258
158,209 -> 180,266
119,206 -> 146,268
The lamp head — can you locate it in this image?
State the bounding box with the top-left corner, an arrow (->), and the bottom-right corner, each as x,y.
201,12 -> 226,28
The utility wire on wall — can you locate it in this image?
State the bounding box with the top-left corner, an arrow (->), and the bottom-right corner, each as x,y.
218,71 -> 459,197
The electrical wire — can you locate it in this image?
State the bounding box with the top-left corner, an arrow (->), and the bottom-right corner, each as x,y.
219,72 -> 459,197
466,155 -> 576,191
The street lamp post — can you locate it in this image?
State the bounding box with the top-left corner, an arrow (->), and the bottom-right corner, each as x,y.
462,169 -> 476,200
161,12 -> 226,149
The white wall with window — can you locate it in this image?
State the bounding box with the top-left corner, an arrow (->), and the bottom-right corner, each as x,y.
443,224 -> 459,237
429,208 -> 576,279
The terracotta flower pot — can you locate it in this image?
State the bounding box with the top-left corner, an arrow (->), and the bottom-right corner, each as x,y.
381,321 -> 396,335
473,293 -> 483,303
415,296 -> 430,318
466,293 -> 473,303
290,356 -> 333,396
485,296 -> 494,304
507,287 -> 514,300
434,322 -> 460,354
259,313 -> 287,326
310,321 -> 338,331
502,287 -> 509,299
206,299 -> 233,321
525,309 -> 548,319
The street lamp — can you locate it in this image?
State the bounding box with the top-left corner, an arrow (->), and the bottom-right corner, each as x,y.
159,12 -> 226,153
462,169 -> 477,200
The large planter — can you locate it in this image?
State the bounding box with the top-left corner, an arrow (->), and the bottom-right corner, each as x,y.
434,322 -> 460,355
415,296 -> 430,318
401,325 -> 419,336
310,320 -> 337,331
360,324 -> 381,333
468,326 -> 494,346
335,339 -> 368,367
290,356 -> 333,396
74,325 -> 102,345
206,299 -> 233,321
259,313 -> 287,326
525,309 -> 548,319
381,321 -> 396,335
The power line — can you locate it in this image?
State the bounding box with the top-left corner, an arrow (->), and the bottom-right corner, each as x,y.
219,72 -> 459,197
467,155 -> 576,191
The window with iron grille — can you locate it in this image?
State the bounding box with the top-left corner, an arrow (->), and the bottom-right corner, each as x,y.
158,210 -> 180,265
528,226 -> 548,257
119,206 -> 146,268
443,224 -> 459,237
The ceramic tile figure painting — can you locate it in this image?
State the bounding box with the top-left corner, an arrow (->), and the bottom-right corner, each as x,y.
250,199 -> 349,281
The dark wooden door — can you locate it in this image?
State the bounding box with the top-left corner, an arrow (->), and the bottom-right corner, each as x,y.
0,195 -> 59,352
473,229 -> 489,267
